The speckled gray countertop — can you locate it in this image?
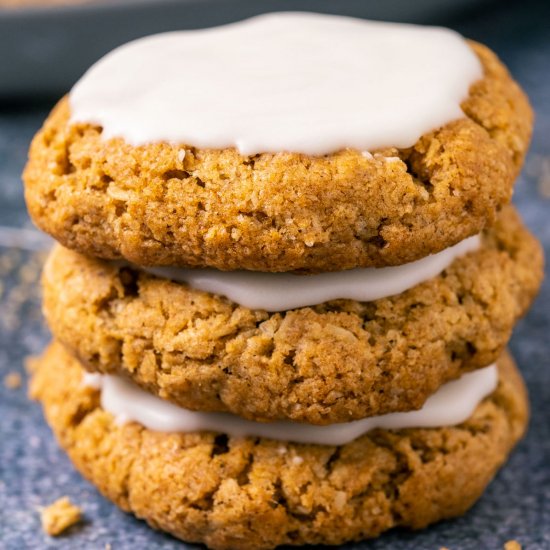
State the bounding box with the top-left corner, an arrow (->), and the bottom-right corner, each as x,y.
1,1 -> 549,548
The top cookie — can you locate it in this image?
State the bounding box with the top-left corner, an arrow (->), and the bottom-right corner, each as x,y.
24,37 -> 531,272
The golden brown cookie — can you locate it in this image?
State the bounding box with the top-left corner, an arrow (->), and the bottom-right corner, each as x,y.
42,205 -> 543,424
30,342 -> 528,550
24,43 -> 532,272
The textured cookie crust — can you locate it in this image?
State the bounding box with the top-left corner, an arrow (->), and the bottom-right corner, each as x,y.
42,206 -> 543,424
30,343 -> 528,550
24,42 -> 532,272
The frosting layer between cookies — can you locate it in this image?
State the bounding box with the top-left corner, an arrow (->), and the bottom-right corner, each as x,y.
139,235 -> 480,310
70,12 -> 482,155
84,365 -> 497,445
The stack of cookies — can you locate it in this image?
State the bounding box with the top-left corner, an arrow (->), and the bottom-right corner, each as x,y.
24,13 -> 543,549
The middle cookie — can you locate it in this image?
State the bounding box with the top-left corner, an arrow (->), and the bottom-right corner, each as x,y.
42,206 -> 542,425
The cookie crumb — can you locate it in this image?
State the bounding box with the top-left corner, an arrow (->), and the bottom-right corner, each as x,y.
40,497 -> 82,536
504,541 -> 522,550
3,371 -> 22,389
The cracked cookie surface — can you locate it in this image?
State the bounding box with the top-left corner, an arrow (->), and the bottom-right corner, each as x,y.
42,206 -> 542,424
24,43 -> 531,272
30,342 -> 528,550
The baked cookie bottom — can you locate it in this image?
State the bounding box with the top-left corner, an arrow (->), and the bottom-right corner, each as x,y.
23,43 -> 532,272
30,342 -> 528,550
42,205 -> 543,424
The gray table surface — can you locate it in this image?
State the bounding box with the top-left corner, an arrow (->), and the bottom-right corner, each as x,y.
1,1 -> 549,548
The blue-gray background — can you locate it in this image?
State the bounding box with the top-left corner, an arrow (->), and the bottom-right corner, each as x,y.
0,0 -> 548,548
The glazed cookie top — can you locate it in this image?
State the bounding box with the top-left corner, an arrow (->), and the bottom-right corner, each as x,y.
69,14 -> 482,155
24,15 -> 532,271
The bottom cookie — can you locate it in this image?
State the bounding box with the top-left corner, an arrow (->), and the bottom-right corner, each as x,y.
30,342 -> 528,550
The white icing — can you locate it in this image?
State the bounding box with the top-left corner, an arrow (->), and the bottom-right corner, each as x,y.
69,12 -> 482,156
140,235 -> 480,311
86,365 -> 498,446
81,372 -> 102,389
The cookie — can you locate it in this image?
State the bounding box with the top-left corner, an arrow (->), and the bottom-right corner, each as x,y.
42,205 -> 543,424
30,342 -> 528,550
23,42 -> 532,273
